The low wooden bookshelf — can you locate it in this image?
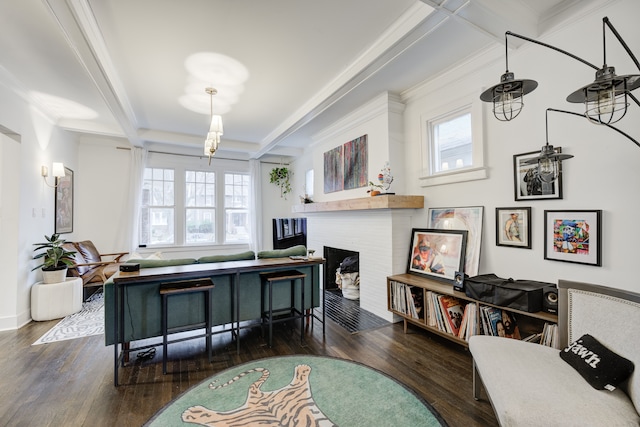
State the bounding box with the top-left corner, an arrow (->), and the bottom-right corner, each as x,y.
387,273 -> 558,348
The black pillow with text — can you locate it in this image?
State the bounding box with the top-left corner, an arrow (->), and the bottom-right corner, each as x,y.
560,334 -> 634,391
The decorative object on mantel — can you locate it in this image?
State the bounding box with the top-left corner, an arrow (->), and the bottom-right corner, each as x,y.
32,233 -> 77,284
377,161 -> 394,193
367,181 -> 383,196
480,17 -> 640,126
269,166 -> 292,199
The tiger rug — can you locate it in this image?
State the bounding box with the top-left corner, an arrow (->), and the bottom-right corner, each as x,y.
182,364 -> 336,427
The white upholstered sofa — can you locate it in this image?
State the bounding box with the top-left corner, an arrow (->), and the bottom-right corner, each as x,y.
470,280 -> 640,426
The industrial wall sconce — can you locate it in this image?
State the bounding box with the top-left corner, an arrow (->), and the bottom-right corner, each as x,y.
204,87 -> 223,165
41,162 -> 65,187
522,107 -> 639,183
480,17 -> 640,126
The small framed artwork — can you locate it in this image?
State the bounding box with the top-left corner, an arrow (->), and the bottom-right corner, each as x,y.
407,228 -> 468,284
514,149 -> 564,201
54,167 -> 73,234
544,210 -> 602,266
496,207 -> 531,249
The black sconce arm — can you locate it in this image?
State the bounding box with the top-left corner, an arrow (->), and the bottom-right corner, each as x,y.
548,107 -> 640,149
504,31 -> 599,73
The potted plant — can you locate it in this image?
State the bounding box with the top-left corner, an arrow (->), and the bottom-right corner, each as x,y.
32,234 -> 77,284
269,166 -> 292,199
367,181 -> 383,196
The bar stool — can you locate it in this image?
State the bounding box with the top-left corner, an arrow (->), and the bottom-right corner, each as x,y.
260,270 -> 306,347
159,278 -> 215,374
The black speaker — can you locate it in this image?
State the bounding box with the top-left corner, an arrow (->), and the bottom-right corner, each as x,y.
542,285 -> 558,313
454,271 -> 467,292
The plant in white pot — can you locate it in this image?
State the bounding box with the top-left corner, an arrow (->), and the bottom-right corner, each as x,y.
32,234 -> 77,284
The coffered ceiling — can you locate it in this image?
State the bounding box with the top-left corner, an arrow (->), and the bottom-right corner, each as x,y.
0,0 -> 607,160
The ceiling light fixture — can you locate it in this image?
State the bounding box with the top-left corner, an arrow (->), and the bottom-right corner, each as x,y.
204,87 -> 223,165
481,17 -> 640,126
41,162 -> 65,187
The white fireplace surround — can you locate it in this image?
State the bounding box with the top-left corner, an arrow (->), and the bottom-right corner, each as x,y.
307,209 -> 417,321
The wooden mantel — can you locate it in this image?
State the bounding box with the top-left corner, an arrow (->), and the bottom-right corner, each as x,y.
292,195 -> 424,213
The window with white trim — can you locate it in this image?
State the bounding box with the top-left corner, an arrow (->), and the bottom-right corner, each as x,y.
139,155 -> 251,247
420,98 -> 487,186
185,170 -> 216,244
224,173 -> 250,243
430,110 -> 472,173
140,168 -> 175,245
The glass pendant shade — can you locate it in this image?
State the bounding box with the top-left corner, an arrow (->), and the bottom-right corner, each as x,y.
567,67 -> 639,125
209,115 -> 223,134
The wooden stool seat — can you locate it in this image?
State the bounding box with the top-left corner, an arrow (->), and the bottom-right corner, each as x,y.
260,270 -> 306,347
160,278 -> 215,374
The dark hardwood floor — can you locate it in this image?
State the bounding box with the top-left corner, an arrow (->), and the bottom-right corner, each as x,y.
0,314 -> 498,426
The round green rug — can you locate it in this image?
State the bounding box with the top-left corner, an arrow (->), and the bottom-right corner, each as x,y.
146,355 -> 447,426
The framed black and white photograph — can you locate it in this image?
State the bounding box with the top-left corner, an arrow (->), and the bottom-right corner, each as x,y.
544,210 -> 602,266
54,167 -> 73,234
407,228 -> 468,284
514,149 -> 564,201
496,207 -> 531,249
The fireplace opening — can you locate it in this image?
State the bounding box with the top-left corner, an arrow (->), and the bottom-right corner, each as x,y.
324,246 -> 359,300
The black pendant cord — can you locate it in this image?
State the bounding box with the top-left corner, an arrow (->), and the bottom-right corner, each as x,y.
547,108 -> 640,149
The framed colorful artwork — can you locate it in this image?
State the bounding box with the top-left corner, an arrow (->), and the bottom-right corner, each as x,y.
544,210 -> 602,266
407,228 -> 468,284
496,207 -> 531,249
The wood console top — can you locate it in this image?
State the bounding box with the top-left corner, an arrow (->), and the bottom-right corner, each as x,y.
112,257 -> 325,285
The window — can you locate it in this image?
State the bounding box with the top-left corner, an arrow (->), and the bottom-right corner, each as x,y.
140,168 -> 175,245
185,170 -> 215,244
224,173 -> 250,243
430,111 -> 472,173
420,99 -> 487,186
139,155 -> 251,247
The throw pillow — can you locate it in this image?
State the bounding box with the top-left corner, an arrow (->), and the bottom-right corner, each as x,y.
559,334 -> 634,391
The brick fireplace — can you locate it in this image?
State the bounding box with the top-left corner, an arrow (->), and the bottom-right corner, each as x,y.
300,196 -> 423,321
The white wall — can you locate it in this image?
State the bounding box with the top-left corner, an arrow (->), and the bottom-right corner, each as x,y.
294,0 -> 640,296
401,0 -> 639,292
0,83 -> 79,330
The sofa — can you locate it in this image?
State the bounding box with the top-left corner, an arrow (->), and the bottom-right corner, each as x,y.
469,280 -> 640,426
103,245 -> 315,346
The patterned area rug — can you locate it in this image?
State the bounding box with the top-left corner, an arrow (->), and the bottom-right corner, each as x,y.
32,292 -> 104,345
145,355 -> 448,427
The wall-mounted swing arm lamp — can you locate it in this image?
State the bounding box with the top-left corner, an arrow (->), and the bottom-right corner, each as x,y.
41,162 -> 65,187
523,107 -> 640,183
204,87 -> 223,165
480,17 -> 640,126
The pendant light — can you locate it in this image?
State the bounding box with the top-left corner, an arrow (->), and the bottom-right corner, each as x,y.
481,17 -> 640,128
204,87 -> 223,165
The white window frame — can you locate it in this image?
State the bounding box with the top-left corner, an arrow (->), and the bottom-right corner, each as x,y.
419,96 -> 487,187
142,152 -> 250,248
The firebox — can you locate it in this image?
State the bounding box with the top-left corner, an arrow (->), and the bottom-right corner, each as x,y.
324,246 -> 359,300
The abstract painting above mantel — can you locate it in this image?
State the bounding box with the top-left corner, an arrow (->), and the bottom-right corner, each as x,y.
323,134 -> 367,193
